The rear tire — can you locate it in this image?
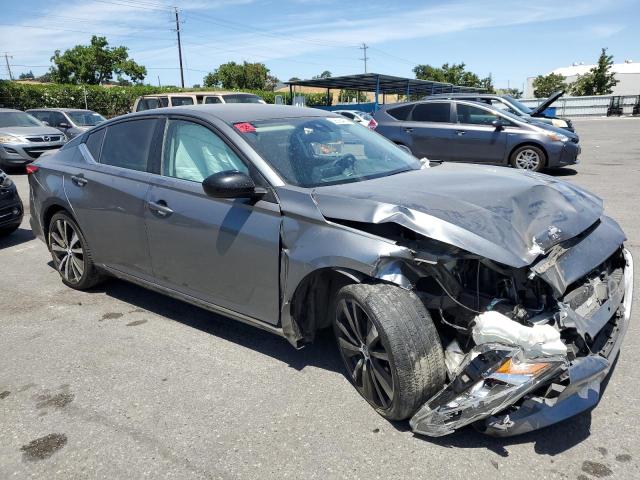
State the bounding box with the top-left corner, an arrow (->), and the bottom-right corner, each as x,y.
510,145 -> 546,172
333,283 -> 446,421
48,211 -> 103,290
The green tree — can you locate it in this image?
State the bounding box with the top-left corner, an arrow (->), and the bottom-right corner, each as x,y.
313,70 -> 332,79
203,61 -> 271,90
569,48 -> 618,96
18,70 -> 35,80
413,62 -> 492,91
338,89 -> 367,103
49,36 -> 146,85
532,73 -> 567,98
288,76 -> 301,82
496,87 -> 523,98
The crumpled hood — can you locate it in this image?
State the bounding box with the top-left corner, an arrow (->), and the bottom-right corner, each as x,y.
312,163 -> 603,267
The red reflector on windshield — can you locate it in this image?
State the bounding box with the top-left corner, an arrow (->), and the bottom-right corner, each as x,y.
234,122 -> 256,133
26,164 -> 39,174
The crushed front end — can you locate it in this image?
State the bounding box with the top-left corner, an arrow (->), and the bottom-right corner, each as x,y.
408,217 -> 633,437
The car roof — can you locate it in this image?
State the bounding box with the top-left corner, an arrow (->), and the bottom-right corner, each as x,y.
0,108 -> 24,113
141,91 -> 260,97
428,93 -> 502,99
26,108 -> 95,112
115,104 -> 337,124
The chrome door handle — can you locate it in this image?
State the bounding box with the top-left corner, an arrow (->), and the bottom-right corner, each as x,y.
70,174 -> 87,187
403,127 -> 413,133
148,201 -> 173,218
455,130 -> 466,136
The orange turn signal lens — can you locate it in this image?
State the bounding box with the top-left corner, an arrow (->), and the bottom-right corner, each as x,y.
496,359 -> 550,376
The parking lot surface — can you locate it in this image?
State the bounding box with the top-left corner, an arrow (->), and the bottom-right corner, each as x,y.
1,117 -> 639,479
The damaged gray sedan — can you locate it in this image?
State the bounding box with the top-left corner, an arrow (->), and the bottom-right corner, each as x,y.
28,105 -> 633,437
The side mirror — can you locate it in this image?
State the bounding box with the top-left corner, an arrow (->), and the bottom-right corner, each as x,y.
202,171 -> 266,198
58,122 -> 70,129
492,119 -> 505,130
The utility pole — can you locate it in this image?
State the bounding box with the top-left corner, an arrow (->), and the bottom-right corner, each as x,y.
174,7 -> 185,88
4,53 -> 13,81
359,43 -> 369,73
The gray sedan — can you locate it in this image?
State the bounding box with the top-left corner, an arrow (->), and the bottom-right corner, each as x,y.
373,99 -> 580,171
0,109 -> 66,168
28,105 -> 632,437
27,108 -> 106,140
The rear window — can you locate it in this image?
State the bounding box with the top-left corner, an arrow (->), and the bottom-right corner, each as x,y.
386,104 -> 413,120
411,103 -> 451,122
222,94 -> 263,104
204,96 -> 222,104
171,96 -> 194,106
84,128 -> 105,160
99,119 -> 157,172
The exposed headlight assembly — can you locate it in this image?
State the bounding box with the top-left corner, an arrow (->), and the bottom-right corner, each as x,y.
0,134 -> 28,144
410,344 -> 567,437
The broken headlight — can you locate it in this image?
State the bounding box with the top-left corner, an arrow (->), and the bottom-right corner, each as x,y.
410,344 -> 567,437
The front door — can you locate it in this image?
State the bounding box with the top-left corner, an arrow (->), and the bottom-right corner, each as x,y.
449,103 -> 508,164
143,118 -> 282,324
406,102 -> 455,160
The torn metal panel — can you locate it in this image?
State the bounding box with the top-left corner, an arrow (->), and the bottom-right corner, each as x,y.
531,215 -> 626,294
311,163 -> 602,268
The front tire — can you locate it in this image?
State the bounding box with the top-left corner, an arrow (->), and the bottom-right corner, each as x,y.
48,212 -> 103,290
510,145 -> 546,172
333,284 -> 446,421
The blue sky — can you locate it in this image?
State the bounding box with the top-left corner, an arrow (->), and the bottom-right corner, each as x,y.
1,0 -> 639,92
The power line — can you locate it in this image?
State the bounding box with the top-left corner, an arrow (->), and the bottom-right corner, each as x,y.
359,43 -> 369,73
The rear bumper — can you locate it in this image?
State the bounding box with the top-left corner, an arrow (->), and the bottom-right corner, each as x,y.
410,249 -> 633,437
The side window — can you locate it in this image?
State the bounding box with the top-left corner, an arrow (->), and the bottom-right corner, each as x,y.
84,128 -> 106,160
170,96 -> 195,107
456,104 -> 499,125
162,120 -> 248,182
32,111 -> 49,123
49,112 -> 66,127
100,119 -> 157,172
339,112 -> 355,119
158,97 -> 169,107
204,96 -> 222,104
386,104 -> 414,120
411,103 -> 451,122
136,98 -> 159,112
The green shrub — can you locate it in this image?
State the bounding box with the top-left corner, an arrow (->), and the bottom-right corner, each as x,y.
0,81 -> 329,116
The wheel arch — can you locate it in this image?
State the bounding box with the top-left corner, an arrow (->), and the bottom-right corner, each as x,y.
509,141 -> 548,165
42,203 -> 74,241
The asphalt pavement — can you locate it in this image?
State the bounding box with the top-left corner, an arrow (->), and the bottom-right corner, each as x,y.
1,117 -> 639,479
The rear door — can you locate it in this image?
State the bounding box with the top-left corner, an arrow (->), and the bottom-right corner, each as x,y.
64,117 -> 163,279
449,102 -> 509,164
406,102 -> 455,160
143,116 -> 282,324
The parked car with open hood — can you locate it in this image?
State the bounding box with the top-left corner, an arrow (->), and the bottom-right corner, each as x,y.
426,91 -> 574,132
133,91 -> 266,112
373,99 -> 580,171
28,104 -> 632,437
0,109 -> 66,169
27,108 -> 106,140
0,168 -> 23,236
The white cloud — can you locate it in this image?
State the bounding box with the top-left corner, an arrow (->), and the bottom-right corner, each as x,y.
589,24 -> 626,38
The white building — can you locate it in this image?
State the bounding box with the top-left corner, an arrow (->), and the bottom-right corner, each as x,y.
525,60 -> 640,98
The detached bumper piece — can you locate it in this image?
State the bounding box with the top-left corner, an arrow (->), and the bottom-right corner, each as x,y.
411,249 -> 633,437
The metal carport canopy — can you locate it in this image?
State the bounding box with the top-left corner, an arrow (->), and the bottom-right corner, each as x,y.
285,73 -> 485,97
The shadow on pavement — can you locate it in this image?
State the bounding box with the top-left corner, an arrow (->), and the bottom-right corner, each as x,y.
99,278 -> 344,375
0,227 -> 34,249
544,168 -> 578,177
